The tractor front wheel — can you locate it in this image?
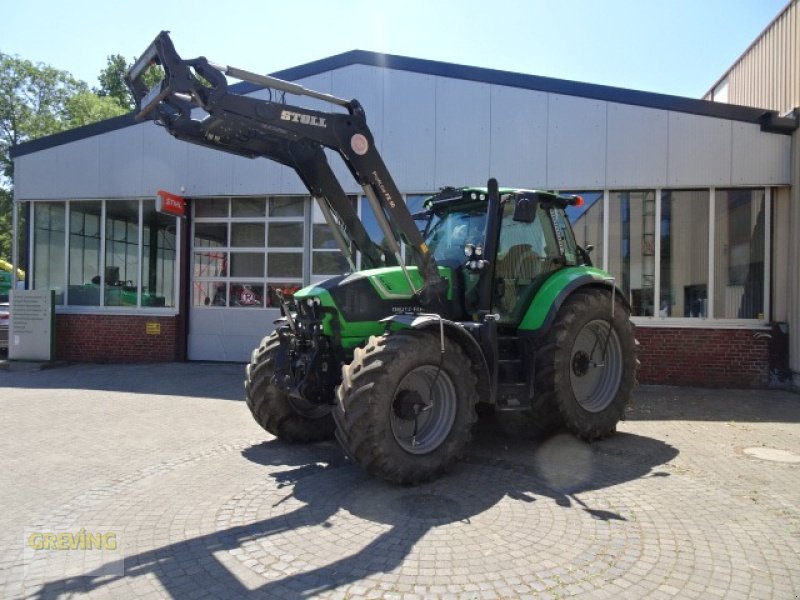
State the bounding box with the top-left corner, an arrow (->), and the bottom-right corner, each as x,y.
334,330 -> 478,484
245,332 -> 336,443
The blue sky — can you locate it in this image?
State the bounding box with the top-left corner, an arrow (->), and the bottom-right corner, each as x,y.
0,0 -> 788,99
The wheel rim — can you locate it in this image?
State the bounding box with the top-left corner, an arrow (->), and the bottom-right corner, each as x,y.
569,319 -> 623,413
390,365 -> 457,455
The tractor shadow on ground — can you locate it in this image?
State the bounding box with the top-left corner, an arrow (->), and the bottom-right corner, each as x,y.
33,426 -> 677,599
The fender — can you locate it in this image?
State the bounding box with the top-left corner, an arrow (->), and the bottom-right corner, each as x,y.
381,314 -> 491,404
518,267 -> 631,336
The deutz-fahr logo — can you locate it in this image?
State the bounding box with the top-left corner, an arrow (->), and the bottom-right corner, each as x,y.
280,110 -> 327,128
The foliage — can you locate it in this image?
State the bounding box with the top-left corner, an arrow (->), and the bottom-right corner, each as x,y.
0,52 -> 130,261
96,54 -> 132,109
0,187 -> 11,263
96,53 -> 164,110
66,91 -> 128,128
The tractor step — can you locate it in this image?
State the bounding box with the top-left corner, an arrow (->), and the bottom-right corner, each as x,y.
495,334 -> 532,410
496,382 -> 531,410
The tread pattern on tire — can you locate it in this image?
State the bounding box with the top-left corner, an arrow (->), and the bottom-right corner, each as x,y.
334,330 -> 479,485
545,288 -> 638,441
244,331 -> 335,443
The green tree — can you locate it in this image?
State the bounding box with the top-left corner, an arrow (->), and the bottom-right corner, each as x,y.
96,54 -> 132,109
96,53 -> 164,110
66,91 -> 128,128
0,53 -> 127,262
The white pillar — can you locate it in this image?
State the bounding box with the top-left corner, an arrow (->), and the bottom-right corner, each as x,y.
11,198 -> 19,289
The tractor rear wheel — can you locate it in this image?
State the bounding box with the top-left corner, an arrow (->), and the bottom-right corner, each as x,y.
541,288 -> 637,440
334,330 -> 478,484
245,331 -> 335,443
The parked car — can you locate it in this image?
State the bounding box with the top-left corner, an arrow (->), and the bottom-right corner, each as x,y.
0,292 -> 9,353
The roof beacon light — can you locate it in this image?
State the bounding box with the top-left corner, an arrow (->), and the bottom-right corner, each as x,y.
571,195 -> 585,207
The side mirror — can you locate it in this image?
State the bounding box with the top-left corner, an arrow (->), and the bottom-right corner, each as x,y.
512,197 -> 535,223
585,244 -> 595,255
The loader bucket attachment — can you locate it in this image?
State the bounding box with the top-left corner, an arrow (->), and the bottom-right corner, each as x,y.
125,31 -> 226,122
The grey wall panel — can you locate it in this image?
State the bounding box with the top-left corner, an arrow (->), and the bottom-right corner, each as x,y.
667,113 -> 732,187
97,124 -> 145,197
183,143 -> 236,196
139,124 -> 189,197
229,153 -> 284,195
606,104 -> 668,188
56,137 -> 101,198
547,95 -> 606,189
382,70 -> 437,192
331,65 -> 386,194
332,65 -> 385,150
434,77 -> 491,188
488,85 -> 548,188
14,152 -> 53,199
731,121 -> 792,184
14,65 -> 795,203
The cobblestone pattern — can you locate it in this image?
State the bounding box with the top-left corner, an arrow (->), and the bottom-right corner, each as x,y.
1,365 -> 798,599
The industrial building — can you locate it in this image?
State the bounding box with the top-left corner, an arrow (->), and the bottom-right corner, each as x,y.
10,26 -> 799,387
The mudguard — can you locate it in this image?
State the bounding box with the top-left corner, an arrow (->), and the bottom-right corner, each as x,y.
382,314 -> 491,405
518,267 -> 631,336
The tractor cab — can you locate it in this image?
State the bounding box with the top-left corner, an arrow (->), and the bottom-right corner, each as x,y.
419,187 -> 587,326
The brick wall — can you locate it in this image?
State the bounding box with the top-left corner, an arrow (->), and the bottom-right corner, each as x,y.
55,314 -> 179,362
636,327 -> 769,388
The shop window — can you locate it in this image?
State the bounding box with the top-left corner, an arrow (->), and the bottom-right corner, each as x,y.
660,191 -> 709,317
68,201 -> 102,306
33,199 -> 177,310
565,191 -> 603,267
141,201 -> 177,308
104,200 -> 140,307
608,191 -> 656,316
713,189 -> 765,319
33,203 -> 66,304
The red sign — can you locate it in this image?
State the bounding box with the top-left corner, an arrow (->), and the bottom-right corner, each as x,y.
156,190 -> 186,217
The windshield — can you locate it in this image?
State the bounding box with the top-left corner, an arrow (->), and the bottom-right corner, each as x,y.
423,205 -> 487,263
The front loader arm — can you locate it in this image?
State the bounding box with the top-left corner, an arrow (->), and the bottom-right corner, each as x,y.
126,31 -> 444,300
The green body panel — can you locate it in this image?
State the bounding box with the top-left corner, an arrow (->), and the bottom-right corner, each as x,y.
294,266 -> 455,348
517,266 -> 612,331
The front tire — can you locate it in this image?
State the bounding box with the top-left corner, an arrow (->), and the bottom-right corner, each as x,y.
245,331 -> 335,443
542,288 -> 637,440
334,330 -> 478,484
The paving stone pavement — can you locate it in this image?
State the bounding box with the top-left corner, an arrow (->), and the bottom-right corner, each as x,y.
0,363 -> 798,599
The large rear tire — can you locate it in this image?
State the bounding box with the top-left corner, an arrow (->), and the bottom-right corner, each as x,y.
334,330 -> 478,484
543,288 -> 637,440
245,331 -> 335,443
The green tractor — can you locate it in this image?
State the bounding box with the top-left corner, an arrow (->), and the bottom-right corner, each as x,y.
127,33 -> 637,484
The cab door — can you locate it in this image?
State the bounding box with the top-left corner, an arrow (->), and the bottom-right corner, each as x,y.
492,199 -> 564,325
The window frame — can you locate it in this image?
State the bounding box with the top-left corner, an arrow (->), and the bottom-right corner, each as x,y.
558,186 -> 773,328
28,198 -> 180,316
